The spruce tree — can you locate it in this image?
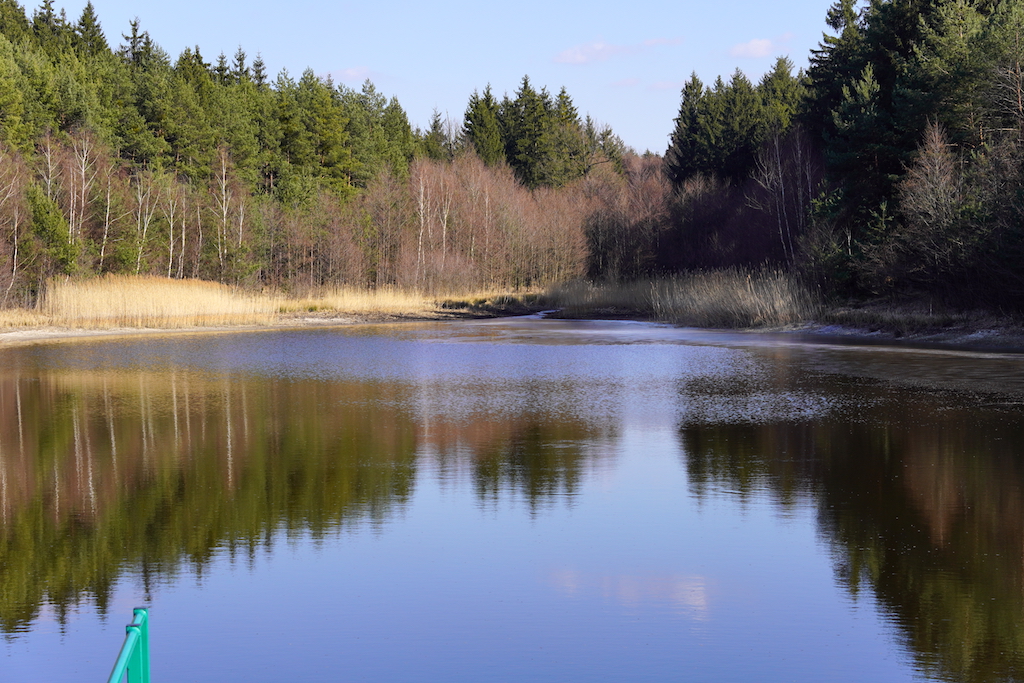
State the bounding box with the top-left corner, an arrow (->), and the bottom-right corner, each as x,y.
213,52 -> 229,85
759,56 -> 804,133
464,85 -> 503,165
422,108 -> 448,160
74,1 -> 107,56
251,52 -> 267,88
231,46 -> 249,83
719,69 -> 764,182
499,75 -> 555,188
665,73 -> 706,189
0,0 -> 31,44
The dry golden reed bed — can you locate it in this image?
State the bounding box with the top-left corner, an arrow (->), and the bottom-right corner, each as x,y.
0,275 -> 533,330
279,286 -> 442,318
548,269 -> 819,328
0,271 -> 819,332
38,275 -> 279,328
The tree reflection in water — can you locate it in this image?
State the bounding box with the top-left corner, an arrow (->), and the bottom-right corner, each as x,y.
0,366 -> 599,634
681,385 -> 1024,683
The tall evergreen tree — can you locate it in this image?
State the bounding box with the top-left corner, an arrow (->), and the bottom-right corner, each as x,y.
251,52 -> 267,88
0,33 -> 30,148
718,69 -> 765,181
499,75 -> 555,188
381,96 -> 415,178
665,73 -> 708,188
0,0 -> 31,44
464,85 -> 503,165
231,46 -> 249,84
74,1 -> 107,56
759,56 -> 804,132
422,108 -> 448,161
213,52 -> 229,85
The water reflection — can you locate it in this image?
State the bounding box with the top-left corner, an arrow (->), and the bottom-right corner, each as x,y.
4,322 -> 1024,683
549,569 -> 710,616
0,366 -> 602,635
682,390 -> 1024,683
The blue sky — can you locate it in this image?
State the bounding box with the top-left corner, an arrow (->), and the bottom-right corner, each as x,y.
67,0 -> 835,153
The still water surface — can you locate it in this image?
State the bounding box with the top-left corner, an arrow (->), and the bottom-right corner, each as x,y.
2,317 -> 1024,682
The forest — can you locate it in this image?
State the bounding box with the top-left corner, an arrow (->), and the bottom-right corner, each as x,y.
0,0 -> 1023,311
665,0 -> 1024,308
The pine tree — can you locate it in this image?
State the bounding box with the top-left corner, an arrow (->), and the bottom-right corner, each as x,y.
464,85 -> 503,165
554,86 -> 578,125
251,52 -> 267,88
231,46 -> 249,84
422,108 -> 448,160
213,52 -> 229,85
803,0 -> 865,139
546,86 -> 587,186
759,56 -> 804,133
665,73 -> 707,188
74,1 -> 107,56
0,0 -> 31,44
381,96 -> 415,178
0,33 -> 30,149
499,75 -> 555,188
719,69 -> 764,182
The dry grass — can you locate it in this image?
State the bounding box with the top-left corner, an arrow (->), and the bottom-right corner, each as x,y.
6,271 -> 820,333
547,269 -> 820,328
819,304 -> 980,336
0,308 -> 48,329
0,276 -> 542,331
278,286 -> 439,317
279,286 -> 544,318
40,275 -> 279,328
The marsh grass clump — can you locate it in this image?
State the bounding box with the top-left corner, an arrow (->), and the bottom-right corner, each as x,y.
544,280 -> 653,317
547,269 -> 819,328
651,269 -> 819,328
41,275 -> 278,328
818,303 -> 982,337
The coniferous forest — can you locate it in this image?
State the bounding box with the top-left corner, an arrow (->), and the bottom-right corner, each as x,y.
1,0 -> 1024,311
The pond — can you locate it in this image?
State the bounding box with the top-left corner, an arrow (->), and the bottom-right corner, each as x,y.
2,317 -> 1024,682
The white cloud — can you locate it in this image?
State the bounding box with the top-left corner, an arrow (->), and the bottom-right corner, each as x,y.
730,38 -> 774,59
555,36 -> 682,65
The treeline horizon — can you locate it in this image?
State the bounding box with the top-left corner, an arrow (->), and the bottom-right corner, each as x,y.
659,0 -> 1024,309
0,0 -> 633,304
2,0 -> 1024,311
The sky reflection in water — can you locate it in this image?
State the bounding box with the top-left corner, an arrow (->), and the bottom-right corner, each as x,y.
2,318 -> 1023,682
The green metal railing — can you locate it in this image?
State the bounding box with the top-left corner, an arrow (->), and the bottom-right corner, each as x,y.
106,607 -> 150,683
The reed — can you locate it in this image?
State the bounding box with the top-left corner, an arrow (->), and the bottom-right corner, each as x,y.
547,269 -> 819,328
278,286 -> 439,317
818,305 -> 978,335
40,275 -> 279,328
19,277 -> 539,330
0,308 -> 47,329
278,286 -> 544,318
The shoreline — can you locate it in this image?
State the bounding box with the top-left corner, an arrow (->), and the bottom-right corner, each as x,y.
773,322 -> 1024,355
0,312 -> 450,347
4,308 -> 1024,355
